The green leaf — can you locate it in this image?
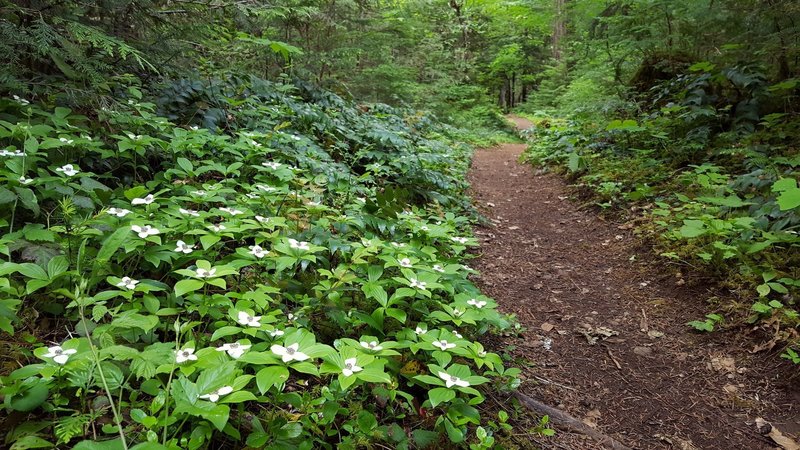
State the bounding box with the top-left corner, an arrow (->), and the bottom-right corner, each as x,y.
429,387 -> 455,407
0,187 -> 16,205
357,411 -> 378,432
9,435 -> 54,450
219,390 -> 257,404
22,224 -> 54,242
47,256 -> 69,279
361,282 -> 388,307
177,157 -> 194,174
256,366 -> 290,393
772,177 -> 797,192
16,263 -> 48,280
776,187 -> 800,210
679,220 -> 705,238
71,439 -> 124,450
175,279 -> 204,297
14,187 -> 39,215
756,284 -> 771,297
95,227 -> 131,268
9,382 -> 49,412
412,429 -> 440,448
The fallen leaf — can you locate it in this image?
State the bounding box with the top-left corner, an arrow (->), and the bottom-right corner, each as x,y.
755,418 -> 800,450
633,346 -> 653,357
647,330 -> 665,339
540,322 -> 555,332
710,356 -> 736,373
582,409 -> 601,428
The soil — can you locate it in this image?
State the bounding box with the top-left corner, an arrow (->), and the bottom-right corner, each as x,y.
468,116 -> 800,450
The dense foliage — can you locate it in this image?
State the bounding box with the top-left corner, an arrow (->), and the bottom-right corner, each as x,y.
0,77 -> 525,448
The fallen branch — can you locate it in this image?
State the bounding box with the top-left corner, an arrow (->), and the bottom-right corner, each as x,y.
514,391 -> 634,450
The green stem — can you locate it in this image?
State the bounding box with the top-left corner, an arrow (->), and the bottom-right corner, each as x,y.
81,305 -> 129,450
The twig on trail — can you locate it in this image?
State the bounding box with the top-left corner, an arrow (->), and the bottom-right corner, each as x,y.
533,375 -> 578,392
605,346 -> 623,370
639,308 -> 648,333
514,391 -> 634,450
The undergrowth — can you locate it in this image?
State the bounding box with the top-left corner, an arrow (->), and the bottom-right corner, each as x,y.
0,77 -> 524,449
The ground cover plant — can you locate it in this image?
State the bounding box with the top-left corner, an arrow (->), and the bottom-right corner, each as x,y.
0,78 -> 520,449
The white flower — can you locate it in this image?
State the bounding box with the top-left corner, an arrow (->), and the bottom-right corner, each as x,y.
467,299 -> 487,308
414,326 -> 427,335
438,371 -> 470,388
175,348 -> 197,363
398,258 -> 413,268
237,311 -> 261,327
131,194 -> 155,206
125,133 -> 143,140
210,223 -> 226,232
216,342 -> 251,359
306,201 -> 321,207
190,126 -> 199,131
291,135 -> 301,141
268,329 -> 285,337
12,95 -> 30,105
219,207 -> 243,215
192,190 -> 207,196
43,345 -> 77,365
391,242 -> 406,248
255,215 -> 270,223
409,279 -> 427,290
179,208 -> 200,217
116,276 -> 139,290
255,185 -> 276,192
360,341 -> 382,351
452,308 -> 463,317
463,265 -> 473,272
478,350 -> 487,357
453,331 -> 463,339
271,343 -> 309,363
432,340 -> 456,351
342,358 -> 363,376
248,245 -> 267,258
199,386 -> 233,402
196,267 -> 217,278
420,226 -> 429,231
246,193 -> 259,199
0,149 -> 23,157
59,137 -> 74,145
432,264 -> 445,273
174,240 -> 194,254
18,176 -> 33,185
250,140 -> 262,148
131,225 -> 160,238
56,164 -> 79,176
288,238 -> 310,251
451,237 -> 469,244
262,161 -> 282,169
287,313 -> 296,321
107,207 -> 131,217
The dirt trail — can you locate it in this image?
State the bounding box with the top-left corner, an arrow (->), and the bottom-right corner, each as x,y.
469,116 -> 799,449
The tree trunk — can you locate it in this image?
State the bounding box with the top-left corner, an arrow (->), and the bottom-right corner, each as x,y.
553,0 -> 567,60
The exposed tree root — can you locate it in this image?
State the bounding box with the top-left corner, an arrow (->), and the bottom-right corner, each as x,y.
514,391 -> 634,450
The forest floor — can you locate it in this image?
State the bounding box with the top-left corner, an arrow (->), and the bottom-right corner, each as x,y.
468,116 -> 800,450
